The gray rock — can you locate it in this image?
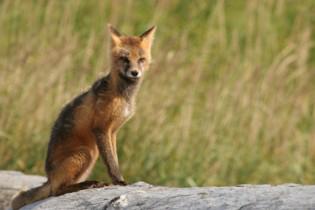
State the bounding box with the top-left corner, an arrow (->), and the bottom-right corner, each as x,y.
1,170 -> 315,210
0,171 -> 46,210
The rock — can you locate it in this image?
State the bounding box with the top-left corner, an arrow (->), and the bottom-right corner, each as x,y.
1,170 -> 315,210
0,171 -> 46,210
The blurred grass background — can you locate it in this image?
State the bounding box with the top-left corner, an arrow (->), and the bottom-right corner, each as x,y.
0,0 -> 315,187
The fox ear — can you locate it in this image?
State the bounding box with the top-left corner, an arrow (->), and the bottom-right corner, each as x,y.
108,24 -> 121,47
140,26 -> 156,52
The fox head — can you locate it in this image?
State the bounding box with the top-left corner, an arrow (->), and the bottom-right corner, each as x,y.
108,24 -> 156,82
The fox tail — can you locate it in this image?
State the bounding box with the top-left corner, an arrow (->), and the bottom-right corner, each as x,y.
11,182 -> 51,210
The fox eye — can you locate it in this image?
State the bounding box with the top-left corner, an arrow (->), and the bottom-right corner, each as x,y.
138,57 -> 146,64
119,56 -> 130,65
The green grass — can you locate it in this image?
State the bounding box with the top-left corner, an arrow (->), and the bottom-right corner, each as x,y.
0,0 -> 315,187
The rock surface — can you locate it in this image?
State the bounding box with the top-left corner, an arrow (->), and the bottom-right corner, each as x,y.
0,171 -> 46,210
1,170 -> 315,210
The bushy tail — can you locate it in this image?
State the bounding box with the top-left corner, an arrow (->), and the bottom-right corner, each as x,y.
11,182 -> 51,210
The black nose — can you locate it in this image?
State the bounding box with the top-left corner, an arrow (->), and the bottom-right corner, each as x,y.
131,70 -> 138,77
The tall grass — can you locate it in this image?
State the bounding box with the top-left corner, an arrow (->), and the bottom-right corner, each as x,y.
0,0 -> 314,186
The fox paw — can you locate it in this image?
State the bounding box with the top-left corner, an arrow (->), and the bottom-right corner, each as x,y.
89,181 -> 109,188
114,180 -> 128,186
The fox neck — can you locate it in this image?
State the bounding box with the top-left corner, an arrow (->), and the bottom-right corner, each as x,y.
110,68 -> 142,101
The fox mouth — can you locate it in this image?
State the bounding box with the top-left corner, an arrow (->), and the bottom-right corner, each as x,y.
126,70 -> 141,79
119,71 -> 140,82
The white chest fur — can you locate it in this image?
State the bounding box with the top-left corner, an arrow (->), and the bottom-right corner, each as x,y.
123,105 -> 132,118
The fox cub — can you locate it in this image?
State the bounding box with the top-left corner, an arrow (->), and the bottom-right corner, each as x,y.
12,24 -> 156,210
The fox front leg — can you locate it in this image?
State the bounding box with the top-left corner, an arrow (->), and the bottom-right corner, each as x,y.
110,132 -> 127,185
93,128 -> 126,185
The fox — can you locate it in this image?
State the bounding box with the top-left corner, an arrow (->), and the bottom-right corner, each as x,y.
11,24 -> 156,210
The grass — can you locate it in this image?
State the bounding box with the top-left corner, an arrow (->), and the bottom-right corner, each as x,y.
0,0 -> 315,187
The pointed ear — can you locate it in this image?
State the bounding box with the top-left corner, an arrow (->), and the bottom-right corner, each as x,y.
108,24 -> 121,47
140,26 -> 156,51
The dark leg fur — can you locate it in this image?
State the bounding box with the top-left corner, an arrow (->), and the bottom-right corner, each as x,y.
93,128 -> 126,185
54,180 -> 108,196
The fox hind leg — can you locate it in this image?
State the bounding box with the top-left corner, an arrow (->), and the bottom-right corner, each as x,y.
48,148 -> 98,195
54,180 -> 108,196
